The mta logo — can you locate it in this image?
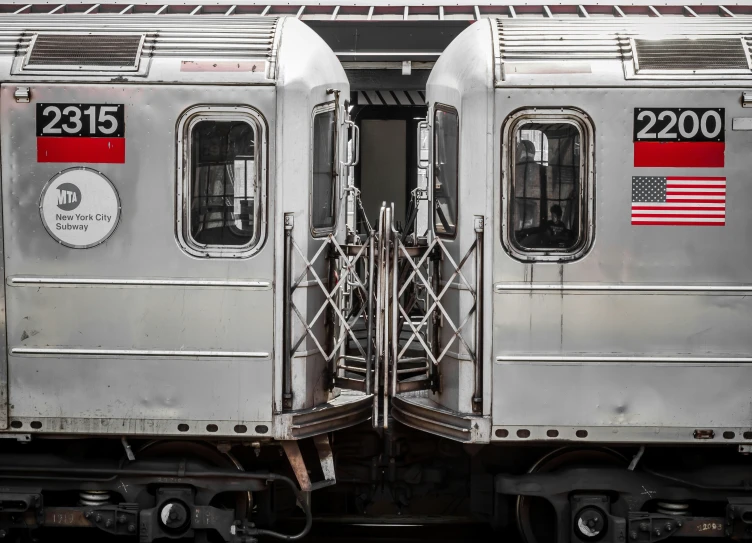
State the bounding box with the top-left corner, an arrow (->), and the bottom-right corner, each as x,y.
56,183 -> 81,211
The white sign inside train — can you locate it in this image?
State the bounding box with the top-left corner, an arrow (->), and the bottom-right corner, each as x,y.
39,168 -> 121,249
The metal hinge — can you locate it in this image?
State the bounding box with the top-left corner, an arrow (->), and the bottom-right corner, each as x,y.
743,91 -> 752,108
14,87 -> 30,103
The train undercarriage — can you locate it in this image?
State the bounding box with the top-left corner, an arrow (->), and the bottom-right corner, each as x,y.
0,427 -> 749,542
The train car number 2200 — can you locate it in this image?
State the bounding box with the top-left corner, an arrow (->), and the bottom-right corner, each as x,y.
633,107 -> 725,168
36,103 -> 126,164
634,107 -> 723,143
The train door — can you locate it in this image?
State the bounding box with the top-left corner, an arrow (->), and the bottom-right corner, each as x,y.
283,89 -> 485,434
370,101 -> 485,437
338,91 -> 435,428
280,95 -> 377,437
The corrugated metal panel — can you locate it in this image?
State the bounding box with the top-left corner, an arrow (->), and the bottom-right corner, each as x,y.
0,15 -> 278,60
498,20 -> 629,61
634,37 -> 750,70
26,33 -> 143,69
497,18 -> 752,62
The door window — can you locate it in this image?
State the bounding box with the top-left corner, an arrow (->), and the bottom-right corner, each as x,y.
433,106 -> 459,238
311,104 -> 338,236
177,106 -> 266,258
502,109 -> 594,262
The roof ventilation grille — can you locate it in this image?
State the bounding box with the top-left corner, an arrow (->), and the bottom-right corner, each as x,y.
634,37 -> 750,72
25,33 -> 144,71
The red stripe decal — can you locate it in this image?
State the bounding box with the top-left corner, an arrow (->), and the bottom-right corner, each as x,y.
37,137 -> 125,164
631,214 -> 725,218
665,185 -> 725,189
663,199 -> 726,203
666,176 -> 727,181
666,187 -> 726,195
668,194 -> 725,198
634,141 -> 724,168
631,221 -> 724,226
632,206 -> 724,210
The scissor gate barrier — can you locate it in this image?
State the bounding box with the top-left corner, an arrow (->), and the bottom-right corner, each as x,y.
284,199 -> 483,428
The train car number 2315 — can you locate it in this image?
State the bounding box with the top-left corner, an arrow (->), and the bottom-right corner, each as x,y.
36,104 -> 125,138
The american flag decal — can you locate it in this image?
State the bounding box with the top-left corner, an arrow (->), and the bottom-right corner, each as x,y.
631,176 -> 726,226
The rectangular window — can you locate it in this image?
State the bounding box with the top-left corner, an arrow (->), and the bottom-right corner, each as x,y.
433,106 -> 459,238
178,106 -> 266,258
311,104 -> 337,235
503,109 -> 593,262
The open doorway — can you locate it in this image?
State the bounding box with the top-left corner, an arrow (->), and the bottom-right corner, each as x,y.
350,103 -> 428,235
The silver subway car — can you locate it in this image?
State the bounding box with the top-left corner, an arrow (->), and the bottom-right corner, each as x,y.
0,13 -> 370,541
0,8 -> 751,543
395,16 -> 752,543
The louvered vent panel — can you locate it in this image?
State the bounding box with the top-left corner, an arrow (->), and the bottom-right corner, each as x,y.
634,38 -> 750,71
3,16 -> 280,69
497,20 -> 626,60
27,33 -> 143,69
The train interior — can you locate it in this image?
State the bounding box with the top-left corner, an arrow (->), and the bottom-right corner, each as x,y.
348,98 -> 429,236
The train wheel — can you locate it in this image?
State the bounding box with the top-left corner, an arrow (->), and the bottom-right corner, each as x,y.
516,447 -> 627,543
135,440 -> 252,519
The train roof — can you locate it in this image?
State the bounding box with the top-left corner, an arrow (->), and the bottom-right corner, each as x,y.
429,16 -> 752,92
0,15 -> 341,85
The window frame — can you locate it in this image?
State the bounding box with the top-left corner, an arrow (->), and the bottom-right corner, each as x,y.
432,103 -> 460,240
501,107 -> 594,263
176,105 -> 267,259
309,101 -> 339,238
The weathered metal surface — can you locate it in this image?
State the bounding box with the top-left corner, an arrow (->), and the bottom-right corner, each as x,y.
392,392 -> 490,442
274,391 -> 372,440
312,434 -> 336,486
489,85 -> 752,441
0,83 -> 277,434
0,158 -> 6,431
0,15 -> 280,84
495,18 -> 752,85
421,18 -> 494,427
281,440 -> 312,491
43,508 -> 93,528
676,517 -> 727,537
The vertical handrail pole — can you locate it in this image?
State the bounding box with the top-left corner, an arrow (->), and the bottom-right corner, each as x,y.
325,237 -> 337,389
391,221 -> 399,397
382,205 -> 392,429
373,204 -> 386,427
430,242 -> 442,391
472,216 -> 484,413
334,266 -> 347,385
365,230 -> 375,395
283,213 -> 294,410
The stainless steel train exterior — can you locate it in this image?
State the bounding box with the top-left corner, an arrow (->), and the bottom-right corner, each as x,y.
408,13 -> 752,447
0,7 -> 751,543
397,15 -> 752,543
0,13 -> 375,541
